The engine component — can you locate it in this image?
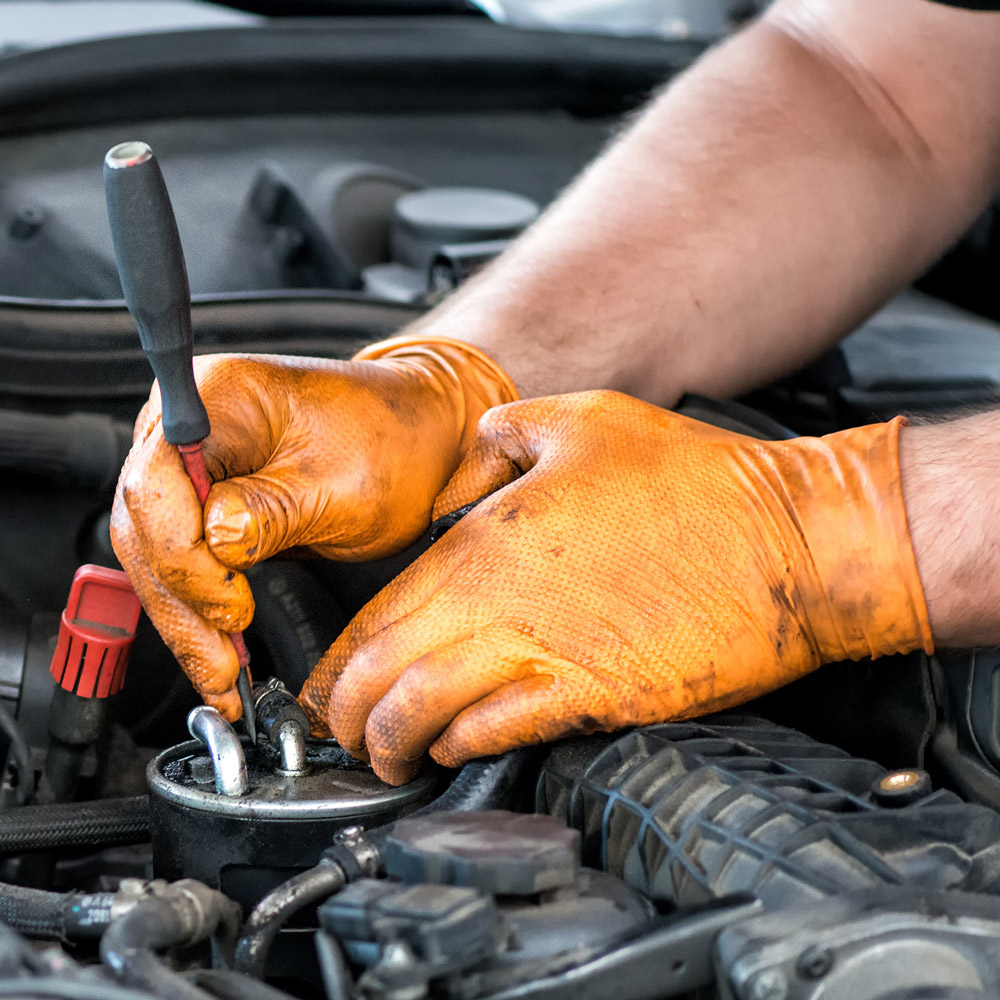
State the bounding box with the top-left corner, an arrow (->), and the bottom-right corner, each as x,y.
147,716 -> 437,910
100,878 -> 241,1000
931,646 -> 1000,810
0,877 -> 159,942
324,879 -> 505,985
246,165 -> 361,292
0,609 -> 62,804
187,707 -> 249,798
253,678 -> 310,775
389,187 -> 538,273
319,810 -> 658,1000
538,715 -> 1000,909
49,564 -> 140,701
715,888 -> 1000,1000
428,239 -> 513,298
235,826 -> 381,980
383,811 -> 579,894
43,563 -> 142,804
0,698 -> 33,806
310,163 -> 424,281
365,186 -> 538,302
0,917 -> 152,998
362,262 -> 433,304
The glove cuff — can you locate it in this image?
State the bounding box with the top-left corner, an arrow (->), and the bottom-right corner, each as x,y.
787,415 -> 934,663
353,336 -> 520,453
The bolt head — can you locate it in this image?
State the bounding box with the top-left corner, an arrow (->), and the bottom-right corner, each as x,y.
796,945 -> 834,980
747,969 -> 788,1000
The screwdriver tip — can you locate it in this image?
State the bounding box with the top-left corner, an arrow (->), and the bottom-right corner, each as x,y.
237,667 -> 257,744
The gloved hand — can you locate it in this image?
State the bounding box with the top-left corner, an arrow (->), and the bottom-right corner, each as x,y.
110,337 -> 517,719
299,390 -> 933,785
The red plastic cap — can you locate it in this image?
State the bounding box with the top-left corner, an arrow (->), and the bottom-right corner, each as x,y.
50,565 -> 142,698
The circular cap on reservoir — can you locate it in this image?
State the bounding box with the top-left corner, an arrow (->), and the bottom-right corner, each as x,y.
384,810 -> 580,895
106,141 -> 153,169
391,187 -> 539,271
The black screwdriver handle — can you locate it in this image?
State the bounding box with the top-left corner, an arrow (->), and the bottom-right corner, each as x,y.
104,141 -> 210,446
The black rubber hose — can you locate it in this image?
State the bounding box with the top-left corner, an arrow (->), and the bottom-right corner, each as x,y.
362,749 -> 543,853
234,862 -> 345,979
0,796 -> 148,854
0,884 -> 67,939
101,885 -> 240,1000
115,949 -> 210,1000
0,883 -> 123,941
409,748 -> 538,816
0,409 -> 132,492
244,562 -> 350,695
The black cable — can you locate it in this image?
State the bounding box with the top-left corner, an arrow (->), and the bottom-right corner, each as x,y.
0,796 -> 147,854
0,700 -> 35,805
234,862 -> 345,979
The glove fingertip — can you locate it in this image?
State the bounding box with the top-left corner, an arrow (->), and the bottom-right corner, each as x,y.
179,634 -> 241,698
432,451 -> 523,522
204,688 -> 243,722
428,738 -> 474,771
298,689 -> 333,738
198,580 -> 255,634
369,752 -> 420,787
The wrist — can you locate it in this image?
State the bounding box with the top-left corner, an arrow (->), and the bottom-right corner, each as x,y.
900,412 -> 1000,647
767,417 -> 933,662
354,336 -> 519,456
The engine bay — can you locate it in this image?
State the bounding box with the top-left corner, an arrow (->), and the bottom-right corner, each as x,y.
5,9 -> 1000,1000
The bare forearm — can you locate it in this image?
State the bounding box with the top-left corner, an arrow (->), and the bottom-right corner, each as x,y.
412,0 -> 1000,405
902,411 -> 1000,648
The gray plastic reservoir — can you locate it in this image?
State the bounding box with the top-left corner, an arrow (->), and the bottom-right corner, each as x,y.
391,187 -> 539,271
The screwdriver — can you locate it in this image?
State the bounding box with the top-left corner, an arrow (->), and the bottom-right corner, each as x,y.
103,140 -> 257,744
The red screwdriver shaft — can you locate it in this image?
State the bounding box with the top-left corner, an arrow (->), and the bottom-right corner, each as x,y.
177,443 -> 254,674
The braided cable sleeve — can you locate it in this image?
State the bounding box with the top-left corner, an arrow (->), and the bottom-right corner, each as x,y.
0,796 -> 148,854
0,884 -> 67,939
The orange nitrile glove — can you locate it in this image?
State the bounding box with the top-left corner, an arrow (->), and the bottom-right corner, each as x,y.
110,338 -> 517,719
299,390 -> 934,785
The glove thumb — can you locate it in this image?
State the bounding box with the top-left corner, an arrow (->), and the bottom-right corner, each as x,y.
432,400 -> 543,520
204,473 -> 303,570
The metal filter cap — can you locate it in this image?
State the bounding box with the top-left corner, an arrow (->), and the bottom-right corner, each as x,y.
148,738 -> 437,820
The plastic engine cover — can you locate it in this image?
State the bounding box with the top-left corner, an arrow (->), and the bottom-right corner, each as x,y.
537,715 -> 1000,909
